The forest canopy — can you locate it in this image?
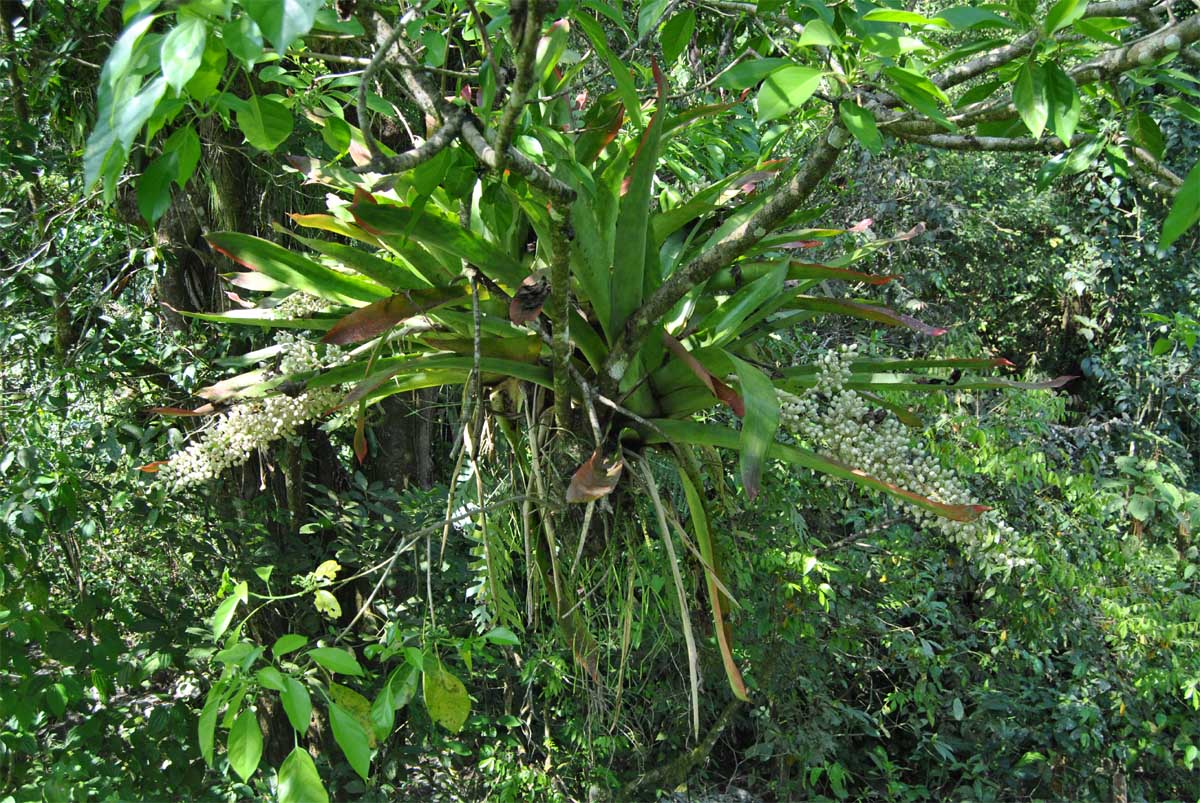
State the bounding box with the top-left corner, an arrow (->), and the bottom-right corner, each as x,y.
1,0 -> 1198,800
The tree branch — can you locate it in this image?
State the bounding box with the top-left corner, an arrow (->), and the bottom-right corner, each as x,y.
600,123 -> 849,385
494,0 -> 546,173
895,131 -> 1087,151
890,14 -> 1200,136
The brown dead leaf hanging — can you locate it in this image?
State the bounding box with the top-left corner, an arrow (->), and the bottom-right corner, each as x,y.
509,270 -> 551,325
566,450 -> 624,503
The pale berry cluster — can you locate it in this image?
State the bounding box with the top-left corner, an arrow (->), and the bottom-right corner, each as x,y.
159,333 -> 347,491
778,344 -> 1020,560
272,291 -> 330,319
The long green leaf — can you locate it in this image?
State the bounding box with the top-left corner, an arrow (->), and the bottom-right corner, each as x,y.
278,746 -> 328,803
729,356 -> 779,501
350,202 -> 526,287
676,452 -> 750,701
610,62 -> 667,335
695,262 -> 788,346
208,232 -> 388,305
274,225 -> 434,289
329,703 -> 372,780
1160,161 -> 1200,249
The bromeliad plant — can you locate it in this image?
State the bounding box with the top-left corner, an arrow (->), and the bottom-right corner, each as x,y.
147,22 -> 1070,719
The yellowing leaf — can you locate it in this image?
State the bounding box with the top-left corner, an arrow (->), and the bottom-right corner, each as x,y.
329,682 -> 377,748
423,662 -> 470,733
314,560 -> 341,582
314,589 -> 342,620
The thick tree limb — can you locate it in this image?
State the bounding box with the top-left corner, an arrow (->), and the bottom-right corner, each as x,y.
890,14 -> 1200,136
459,115 -> 577,202
929,0 -> 1156,91
896,132 -> 1087,151
601,123 -> 849,384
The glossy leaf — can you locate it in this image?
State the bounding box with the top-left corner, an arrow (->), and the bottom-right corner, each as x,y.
1014,61 -> 1049,139
244,0 -> 320,50
237,95 -> 293,152
209,232 -> 387,306
227,708 -> 263,781
839,102 -> 883,154
757,66 -> 823,124
1160,161 -> 1200,249
330,702 -> 372,780
278,747 -> 328,803
280,676 -> 312,732
1045,0 -> 1089,34
308,647 -> 364,676
212,581 -> 247,639
161,16 -> 207,91
1045,63 -> 1080,146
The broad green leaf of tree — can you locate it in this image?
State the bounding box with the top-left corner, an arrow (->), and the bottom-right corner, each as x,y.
638,0 -> 670,38
329,702 -> 372,780
1160,161 -> 1200,249
730,356 -> 780,501
798,19 -> 840,46
237,95 -> 294,152
329,682 -> 376,746
863,9 -> 947,27
212,581 -> 247,639
163,125 -> 201,187
272,634 -> 307,658
278,747 -> 328,803
244,0 -> 321,50
308,647 -> 365,676
1129,111 -> 1165,160
484,627 -> 520,646
256,666 -> 285,691
1045,0 -> 1089,34
185,34 -> 227,101
224,16 -> 264,64
117,77 -> 167,148
757,66 -> 823,124
228,708 -> 263,781
661,10 -> 696,65
423,662 -> 470,732
160,16 -> 206,91
137,155 -> 175,224
1014,61 -> 1049,138
1044,63 -> 1080,145
280,676 -> 313,732
198,690 -> 220,766
716,58 -> 789,90
839,101 -> 883,153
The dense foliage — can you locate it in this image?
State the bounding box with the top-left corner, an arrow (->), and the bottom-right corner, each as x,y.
2,0 -> 1198,800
